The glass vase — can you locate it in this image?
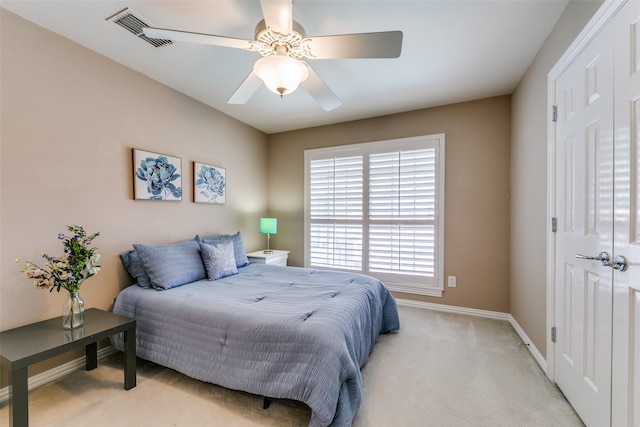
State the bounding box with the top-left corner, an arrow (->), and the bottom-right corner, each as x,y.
62,291 -> 84,329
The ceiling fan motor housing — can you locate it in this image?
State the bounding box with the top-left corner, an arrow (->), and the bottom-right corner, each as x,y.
252,19 -> 311,59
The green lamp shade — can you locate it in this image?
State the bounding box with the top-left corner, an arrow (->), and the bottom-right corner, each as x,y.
260,218 -> 277,234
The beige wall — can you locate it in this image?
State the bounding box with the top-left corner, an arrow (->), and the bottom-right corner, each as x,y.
0,10 -> 269,381
268,96 -> 511,313
510,0 -> 603,356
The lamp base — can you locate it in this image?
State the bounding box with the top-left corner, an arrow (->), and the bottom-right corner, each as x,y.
263,249 -> 273,254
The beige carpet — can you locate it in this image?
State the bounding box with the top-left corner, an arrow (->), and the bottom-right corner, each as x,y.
0,306 -> 584,426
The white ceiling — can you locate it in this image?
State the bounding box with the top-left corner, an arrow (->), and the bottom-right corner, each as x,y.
1,0 -> 568,134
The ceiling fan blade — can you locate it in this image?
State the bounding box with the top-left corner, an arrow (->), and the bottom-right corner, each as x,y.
143,27 -> 252,50
227,71 -> 263,105
306,31 -> 403,59
260,0 -> 293,35
301,63 -> 342,112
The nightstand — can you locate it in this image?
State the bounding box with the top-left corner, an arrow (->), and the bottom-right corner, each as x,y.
246,250 -> 289,266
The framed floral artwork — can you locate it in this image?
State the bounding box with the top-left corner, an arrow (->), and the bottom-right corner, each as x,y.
193,162 -> 226,204
133,149 -> 182,201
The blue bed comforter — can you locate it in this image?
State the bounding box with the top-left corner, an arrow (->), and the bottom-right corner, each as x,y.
111,263 -> 399,427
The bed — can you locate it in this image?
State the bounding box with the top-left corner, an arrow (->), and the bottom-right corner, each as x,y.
111,233 -> 400,427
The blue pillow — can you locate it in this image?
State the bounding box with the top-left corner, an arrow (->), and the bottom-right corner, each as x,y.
133,239 -> 206,290
200,241 -> 238,280
120,250 -> 152,288
197,231 -> 250,268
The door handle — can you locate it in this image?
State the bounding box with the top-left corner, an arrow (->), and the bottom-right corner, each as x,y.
575,252 -> 627,271
576,252 -> 610,263
603,255 -> 627,271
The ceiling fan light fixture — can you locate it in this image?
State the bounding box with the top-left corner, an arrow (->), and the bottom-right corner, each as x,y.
254,54 -> 309,97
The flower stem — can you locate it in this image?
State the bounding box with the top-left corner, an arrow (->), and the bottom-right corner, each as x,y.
68,295 -> 76,328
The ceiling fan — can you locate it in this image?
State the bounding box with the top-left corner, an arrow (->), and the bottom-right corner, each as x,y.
142,0 -> 403,111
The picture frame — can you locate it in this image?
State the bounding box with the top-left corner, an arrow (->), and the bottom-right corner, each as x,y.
132,149 -> 182,201
193,162 -> 226,204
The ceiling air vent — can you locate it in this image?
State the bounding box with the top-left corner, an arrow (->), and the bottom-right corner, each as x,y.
106,8 -> 173,48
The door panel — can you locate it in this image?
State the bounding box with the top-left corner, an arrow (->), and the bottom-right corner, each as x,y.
630,290 -> 640,427
612,2 -> 640,426
555,21 -> 614,427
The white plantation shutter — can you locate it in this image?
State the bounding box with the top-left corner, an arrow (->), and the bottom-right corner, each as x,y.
309,156 -> 363,220
369,149 -> 436,278
309,223 -> 362,269
308,156 -> 363,269
305,135 -> 445,296
368,225 -> 435,276
369,150 -> 436,221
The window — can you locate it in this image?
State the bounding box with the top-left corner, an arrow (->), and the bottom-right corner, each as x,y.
304,134 -> 445,296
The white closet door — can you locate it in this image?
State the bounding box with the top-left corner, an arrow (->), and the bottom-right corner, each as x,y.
612,2 -> 640,426
554,20 -> 614,427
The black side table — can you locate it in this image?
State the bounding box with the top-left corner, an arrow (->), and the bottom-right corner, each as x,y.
0,308 -> 136,427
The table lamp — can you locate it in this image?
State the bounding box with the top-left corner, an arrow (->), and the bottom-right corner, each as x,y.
260,218 -> 277,253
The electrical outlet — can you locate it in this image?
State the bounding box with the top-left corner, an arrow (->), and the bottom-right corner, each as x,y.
448,276 -> 457,287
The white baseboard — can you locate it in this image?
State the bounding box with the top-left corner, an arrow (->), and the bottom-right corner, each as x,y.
508,314 -> 547,374
396,298 -> 511,321
396,299 -> 548,375
0,346 -> 118,404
